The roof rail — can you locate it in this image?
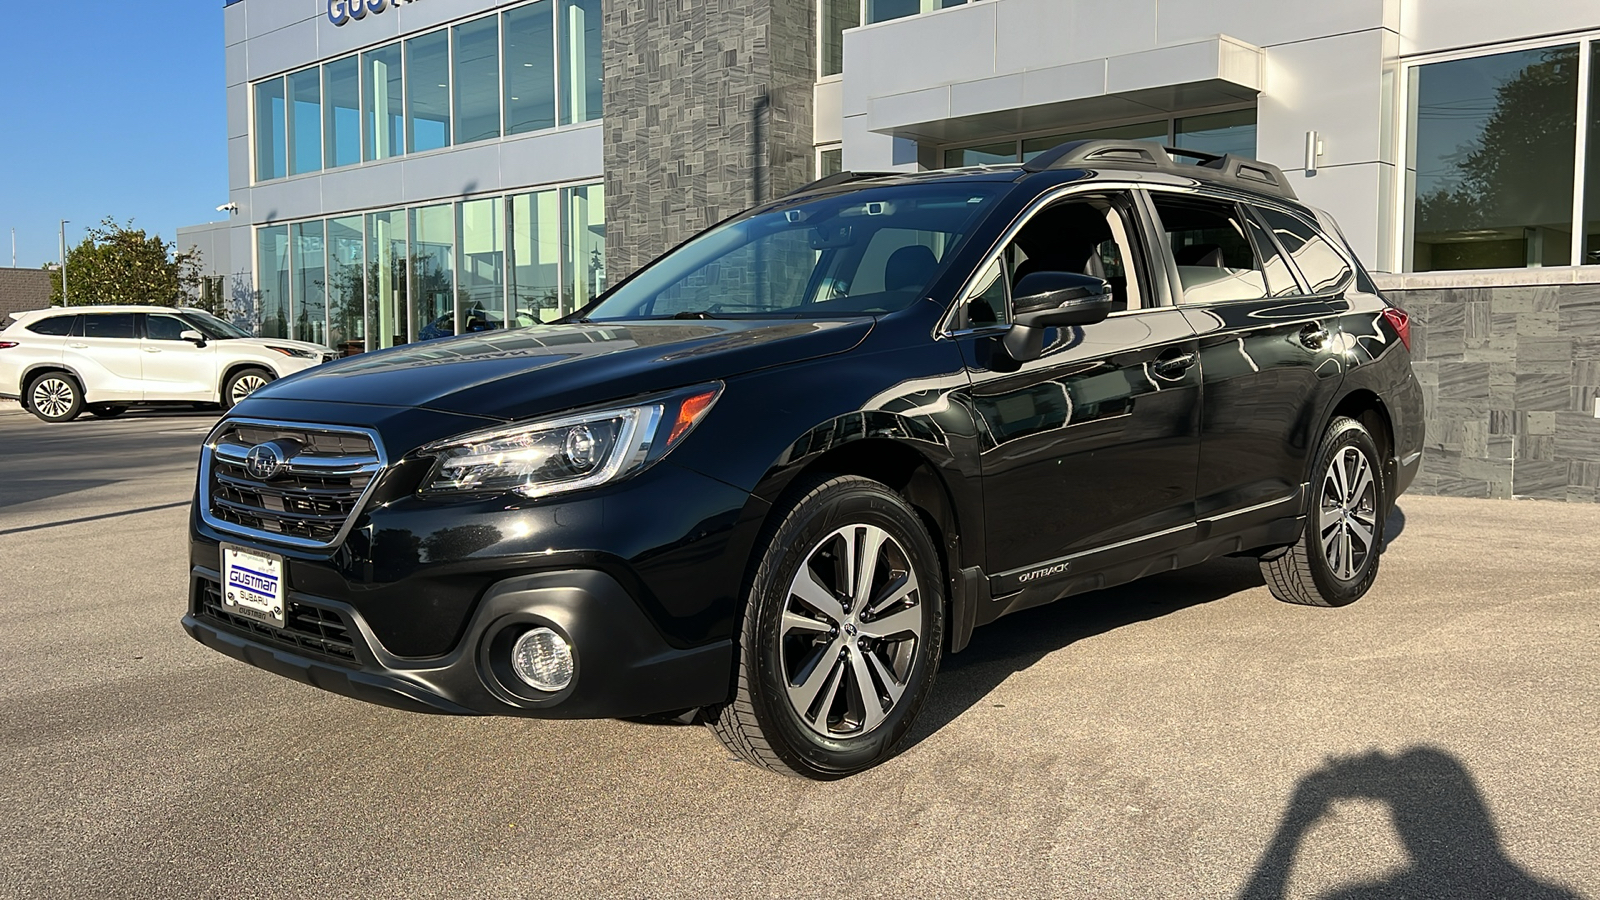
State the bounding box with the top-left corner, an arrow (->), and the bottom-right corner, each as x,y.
1021,139 -> 1297,200
783,170 -> 899,198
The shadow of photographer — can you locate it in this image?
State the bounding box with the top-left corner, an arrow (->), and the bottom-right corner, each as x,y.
1240,746 -> 1584,900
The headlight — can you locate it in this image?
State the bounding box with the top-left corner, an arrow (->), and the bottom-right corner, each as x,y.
419,383 -> 722,498
267,345 -> 320,359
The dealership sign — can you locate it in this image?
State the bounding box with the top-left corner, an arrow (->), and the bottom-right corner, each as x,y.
329,0 -> 420,26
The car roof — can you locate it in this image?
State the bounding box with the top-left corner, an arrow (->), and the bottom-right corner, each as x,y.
9,305 -> 187,321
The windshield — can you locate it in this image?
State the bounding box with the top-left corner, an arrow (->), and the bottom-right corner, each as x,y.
181,310 -> 253,340
582,183 -> 1003,321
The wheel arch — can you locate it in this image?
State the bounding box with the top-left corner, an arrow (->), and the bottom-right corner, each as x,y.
218,361 -> 276,401
1325,388 -> 1396,499
20,364 -> 87,401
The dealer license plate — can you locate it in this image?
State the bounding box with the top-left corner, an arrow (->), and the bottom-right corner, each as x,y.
221,544 -> 286,627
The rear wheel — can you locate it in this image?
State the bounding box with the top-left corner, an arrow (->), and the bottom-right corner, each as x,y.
708,475 -> 944,779
222,367 -> 274,409
1261,417 -> 1385,607
26,372 -> 83,423
87,403 -> 129,419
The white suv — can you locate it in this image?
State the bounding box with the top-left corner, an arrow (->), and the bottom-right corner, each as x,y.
0,306 -> 334,422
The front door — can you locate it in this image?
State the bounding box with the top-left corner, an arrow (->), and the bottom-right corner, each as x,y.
140,313 -> 218,400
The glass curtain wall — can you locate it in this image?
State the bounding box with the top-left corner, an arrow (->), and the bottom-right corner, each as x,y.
324,57 -> 362,169
327,216 -> 365,353
458,198 -> 506,329
366,210 -> 409,348
406,32 -> 452,153
1583,43 -> 1600,265
363,44 -> 404,162
504,1 -> 557,134
254,79 -> 286,181
256,226 -> 290,339
1173,109 -> 1258,159
946,111 -> 1255,168
564,184 -> 606,310
453,17 -> 502,144
291,222 -> 327,345
559,0 -> 603,126
1407,45 -> 1580,270
510,190 -> 563,323
410,205 -> 456,338
868,0 -> 965,25
820,0 -> 858,77
288,69 -> 322,176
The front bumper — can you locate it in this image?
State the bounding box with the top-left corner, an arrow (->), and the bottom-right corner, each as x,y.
184,566 -> 733,718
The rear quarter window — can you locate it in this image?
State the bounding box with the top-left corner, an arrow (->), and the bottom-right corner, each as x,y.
1258,208 -> 1352,295
25,315 -> 77,336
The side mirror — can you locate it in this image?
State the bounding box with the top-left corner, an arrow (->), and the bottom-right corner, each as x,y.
1003,272 -> 1114,361
179,329 -> 207,346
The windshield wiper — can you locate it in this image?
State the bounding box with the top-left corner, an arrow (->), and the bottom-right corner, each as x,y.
669,310 -> 719,319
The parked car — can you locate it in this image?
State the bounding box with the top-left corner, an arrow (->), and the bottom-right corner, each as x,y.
182,141 -> 1424,778
0,306 -> 335,422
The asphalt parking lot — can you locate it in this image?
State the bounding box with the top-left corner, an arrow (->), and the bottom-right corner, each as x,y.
0,404 -> 1595,899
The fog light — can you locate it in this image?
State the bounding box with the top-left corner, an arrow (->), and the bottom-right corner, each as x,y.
510,627 -> 574,692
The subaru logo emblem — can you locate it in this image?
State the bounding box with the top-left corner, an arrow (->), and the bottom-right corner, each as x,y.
244,443 -> 286,481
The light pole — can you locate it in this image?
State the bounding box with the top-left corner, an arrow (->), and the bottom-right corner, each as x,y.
58,220 -> 70,305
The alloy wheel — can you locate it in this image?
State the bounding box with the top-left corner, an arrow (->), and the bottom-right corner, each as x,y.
31,377 -> 75,419
1318,445 -> 1378,581
230,373 -> 268,404
780,524 -> 924,739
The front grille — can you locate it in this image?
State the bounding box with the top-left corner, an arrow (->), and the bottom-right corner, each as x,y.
203,420 -> 385,548
198,580 -> 359,663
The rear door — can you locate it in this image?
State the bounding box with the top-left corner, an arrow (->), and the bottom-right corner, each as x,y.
1144,190 -> 1344,525
64,313 -> 144,401
140,313 -> 218,400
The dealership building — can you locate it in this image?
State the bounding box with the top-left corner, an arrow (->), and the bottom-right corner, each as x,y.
200,0 -> 1600,500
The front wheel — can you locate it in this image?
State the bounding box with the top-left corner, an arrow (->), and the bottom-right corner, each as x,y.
26,372 -> 84,423
222,367 -> 274,409
1261,417 -> 1385,607
708,475 -> 945,779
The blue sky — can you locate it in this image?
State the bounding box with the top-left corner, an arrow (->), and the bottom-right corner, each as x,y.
0,2 -> 227,269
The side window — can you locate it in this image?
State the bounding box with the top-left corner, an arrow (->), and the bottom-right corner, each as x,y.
1257,208 -> 1353,295
965,257 -> 1008,327
1243,213 -> 1299,297
146,314 -> 191,341
1005,195 -> 1145,313
81,314 -> 137,339
1151,194 -> 1270,304
26,315 -> 76,336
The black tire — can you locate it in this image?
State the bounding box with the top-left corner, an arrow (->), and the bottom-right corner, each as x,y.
86,403 -> 129,419
25,372 -> 84,423
708,475 -> 945,779
1261,417 -> 1385,607
222,367 -> 274,409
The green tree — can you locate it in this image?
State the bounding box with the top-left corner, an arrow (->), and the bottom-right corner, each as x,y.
47,217 -> 201,306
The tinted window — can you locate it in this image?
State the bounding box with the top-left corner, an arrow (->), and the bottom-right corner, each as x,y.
1258,208 -> 1352,294
82,314 -> 137,339
26,315 -> 76,336
147,314 -> 191,341
1151,194 -> 1269,303
1243,213 -> 1298,297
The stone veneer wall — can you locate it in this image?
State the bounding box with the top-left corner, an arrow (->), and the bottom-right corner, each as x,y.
601,0 -> 815,281
1375,272 -> 1600,502
0,267 -> 52,323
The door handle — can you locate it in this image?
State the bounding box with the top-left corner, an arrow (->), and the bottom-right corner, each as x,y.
1298,322 -> 1330,350
67,342 -> 87,349
1152,350 -> 1196,379
142,348 -> 162,353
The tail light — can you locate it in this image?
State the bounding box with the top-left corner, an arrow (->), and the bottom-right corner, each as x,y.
1381,307 -> 1411,350
0,342 -> 18,350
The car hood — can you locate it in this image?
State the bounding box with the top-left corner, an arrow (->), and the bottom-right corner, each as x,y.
229,336 -> 334,355
251,318 -> 874,421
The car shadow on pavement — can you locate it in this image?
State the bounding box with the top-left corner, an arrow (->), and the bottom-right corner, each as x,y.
907,555 -> 1266,750
1382,504 -> 1407,551
1237,746 -> 1586,900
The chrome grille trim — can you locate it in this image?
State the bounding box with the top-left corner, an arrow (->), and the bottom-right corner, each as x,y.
199,417 -> 389,550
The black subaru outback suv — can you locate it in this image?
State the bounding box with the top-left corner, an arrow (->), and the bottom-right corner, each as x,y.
185,141 -> 1423,778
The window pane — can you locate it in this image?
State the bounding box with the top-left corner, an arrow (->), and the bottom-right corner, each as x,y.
1583,42 -> 1600,265
504,1 -> 556,134
1409,45 -> 1578,271
1243,213 -> 1298,297
453,17 -> 501,144
1151,194 -> 1269,303
559,0 -> 602,125
1259,208 -> 1352,294
819,148 -> 842,178
147,315 -> 190,341
327,215 -> 366,354
26,315 -> 75,336
288,68 -> 322,175
820,0 -> 858,77
410,204 -> 455,340
366,210 -> 408,348
1021,120 -> 1168,161
510,190 -> 562,323
407,31 -> 451,153
291,221 -> 327,345
564,183 -> 606,312
324,56 -> 362,168
82,314 -> 137,340
944,142 -> 1017,167
362,44 -> 404,161
257,225 -> 290,338
458,198 -> 506,331
254,78 -> 286,181
1174,108 -> 1256,160
867,0 -> 919,24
